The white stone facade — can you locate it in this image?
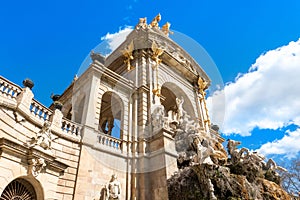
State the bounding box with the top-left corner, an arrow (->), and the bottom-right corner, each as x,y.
0,22 -> 215,200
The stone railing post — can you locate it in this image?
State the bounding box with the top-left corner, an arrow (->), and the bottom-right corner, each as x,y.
50,109 -> 63,131
16,83 -> 34,114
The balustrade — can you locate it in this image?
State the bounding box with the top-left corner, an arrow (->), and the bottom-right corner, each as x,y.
61,118 -> 82,136
29,100 -> 51,121
0,77 -> 22,99
0,76 -> 82,140
98,133 -> 122,150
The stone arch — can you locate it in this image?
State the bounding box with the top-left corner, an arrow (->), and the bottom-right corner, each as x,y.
160,82 -> 196,120
0,176 -> 44,200
157,67 -> 198,119
98,91 -> 124,138
73,95 -> 86,124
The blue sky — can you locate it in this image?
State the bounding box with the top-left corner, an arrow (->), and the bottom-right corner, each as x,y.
1,0 -> 300,161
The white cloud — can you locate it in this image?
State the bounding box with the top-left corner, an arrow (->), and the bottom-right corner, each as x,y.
207,38 -> 300,137
100,26 -> 133,53
257,128 -> 300,159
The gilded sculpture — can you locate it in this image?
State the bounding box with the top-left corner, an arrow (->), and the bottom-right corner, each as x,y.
197,77 -> 208,92
121,40 -> 134,70
151,41 -> 164,97
151,40 -> 164,65
135,17 -> 147,30
149,13 -> 161,28
161,22 -> 173,36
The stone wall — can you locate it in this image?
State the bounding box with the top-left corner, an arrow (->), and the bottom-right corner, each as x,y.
0,76 -> 81,199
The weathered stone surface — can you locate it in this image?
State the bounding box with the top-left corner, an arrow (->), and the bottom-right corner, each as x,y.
168,163 -> 290,199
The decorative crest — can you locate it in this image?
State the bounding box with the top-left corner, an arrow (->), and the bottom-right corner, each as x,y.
29,157 -> 46,177
120,40 -> 134,70
151,41 -> 164,65
151,41 -> 164,97
197,77 -> 208,92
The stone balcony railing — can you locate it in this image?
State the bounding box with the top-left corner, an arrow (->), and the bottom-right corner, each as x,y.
0,76 -> 81,142
98,133 -> 123,151
0,77 -> 22,99
30,99 -> 52,121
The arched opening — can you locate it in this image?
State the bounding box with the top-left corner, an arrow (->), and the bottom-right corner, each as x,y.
161,82 -> 196,120
99,92 -> 123,138
74,96 -> 85,124
0,178 -> 38,200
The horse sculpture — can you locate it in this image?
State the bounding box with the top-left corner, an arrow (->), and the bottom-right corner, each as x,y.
227,139 -> 250,164
227,139 -> 287,172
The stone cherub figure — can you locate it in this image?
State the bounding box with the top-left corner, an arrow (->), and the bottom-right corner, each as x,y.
27,121 -> 54,150
108,174 -> 121,200
30,157 -> 46,177
176,97 -> 185,122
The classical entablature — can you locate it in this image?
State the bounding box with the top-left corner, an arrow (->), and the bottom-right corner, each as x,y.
104,24 -> 210,87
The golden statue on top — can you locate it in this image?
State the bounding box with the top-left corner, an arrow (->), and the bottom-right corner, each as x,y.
135,17 -> 147,30
162,22 -> 173,36
149,13 -> 161,28
135,14 -> 172,37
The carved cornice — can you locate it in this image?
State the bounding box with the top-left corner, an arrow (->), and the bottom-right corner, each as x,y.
0,138 -> 69,174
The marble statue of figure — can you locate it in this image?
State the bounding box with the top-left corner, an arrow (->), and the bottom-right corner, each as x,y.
108,174 -> 121,200
176,97 -> 184,121
100,185 -> 109,200
27,121 -> 53,150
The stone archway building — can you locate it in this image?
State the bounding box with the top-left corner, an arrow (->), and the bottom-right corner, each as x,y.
0,16 -> 220,200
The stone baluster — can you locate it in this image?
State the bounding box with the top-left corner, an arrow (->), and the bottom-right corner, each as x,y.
98,134 -> 122,150
61,119 -> 82,137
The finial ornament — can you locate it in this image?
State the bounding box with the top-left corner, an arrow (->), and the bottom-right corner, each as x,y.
121,40 -> 134,70
149,13 -> 161,28
161,22 -> 173,36
135,17 -> 147,30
